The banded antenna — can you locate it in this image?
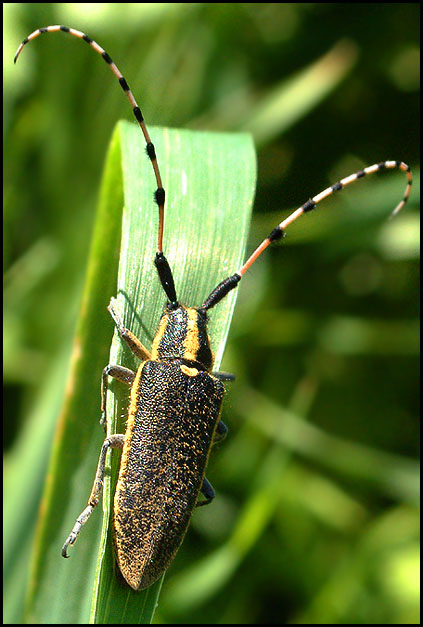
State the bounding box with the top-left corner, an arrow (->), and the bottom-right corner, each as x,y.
14,24 -> 178,304
201,160 -> 412,311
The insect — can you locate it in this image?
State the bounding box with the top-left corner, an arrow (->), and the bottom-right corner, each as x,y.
15,25 -> 413,591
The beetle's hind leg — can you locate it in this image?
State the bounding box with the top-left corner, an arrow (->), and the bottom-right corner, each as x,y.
197,476 -> 216,507
213,420 -> 228,444
62,434 -> 125,558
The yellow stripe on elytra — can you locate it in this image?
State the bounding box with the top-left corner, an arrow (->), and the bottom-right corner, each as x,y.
117,361 -> 146,479
183,308 -> 201,362
114,359 -> 163,590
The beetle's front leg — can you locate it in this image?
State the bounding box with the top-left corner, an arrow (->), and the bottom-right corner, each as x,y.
108,297 -> 151,361
212,371 -> 235,382
61,433 -> 125,558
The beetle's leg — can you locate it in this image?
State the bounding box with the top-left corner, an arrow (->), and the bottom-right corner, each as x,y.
196,476 -> 216,507
108,297 -> 152,361
213,420 -> 228,444
62,434 -> 125,558
101,364 -> 135,429
212,371 -> 235,382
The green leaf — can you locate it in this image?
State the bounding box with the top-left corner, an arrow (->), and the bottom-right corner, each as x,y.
23,121 -> 256,624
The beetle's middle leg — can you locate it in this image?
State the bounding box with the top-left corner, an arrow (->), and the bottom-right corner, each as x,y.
101,297 -> 150,429
61,433 -> 125,558
100,365 -> 136,428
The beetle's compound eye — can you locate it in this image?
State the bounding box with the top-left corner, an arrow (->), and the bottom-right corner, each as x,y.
196,307 -> 208,321
166,301 -> 179,311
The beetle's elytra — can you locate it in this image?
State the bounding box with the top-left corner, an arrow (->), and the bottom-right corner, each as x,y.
112,304 -> 226,590
14,26 -> 412,591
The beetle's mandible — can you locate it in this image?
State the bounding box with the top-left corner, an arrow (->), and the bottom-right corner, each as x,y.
14,25 -> 413,591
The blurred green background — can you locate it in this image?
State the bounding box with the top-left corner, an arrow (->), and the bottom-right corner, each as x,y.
4,3 -> 419,624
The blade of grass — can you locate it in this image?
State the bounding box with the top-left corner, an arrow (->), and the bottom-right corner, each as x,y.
24,121 -> 256,624
238,387 -> 420,505
3,342 -> 74,624
23,121 -> 124,625
93,122 -> 256,623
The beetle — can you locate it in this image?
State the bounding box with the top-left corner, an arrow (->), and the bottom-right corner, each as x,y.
14,25 -> 413,591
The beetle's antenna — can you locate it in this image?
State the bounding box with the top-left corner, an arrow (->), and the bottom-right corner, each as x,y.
201,160 -> 412,311
14,25 -> 177,304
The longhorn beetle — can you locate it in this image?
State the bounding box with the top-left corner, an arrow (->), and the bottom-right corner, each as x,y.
15,25 -> 413,591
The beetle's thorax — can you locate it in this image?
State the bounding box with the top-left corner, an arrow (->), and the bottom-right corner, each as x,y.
151,304 -> 214,371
